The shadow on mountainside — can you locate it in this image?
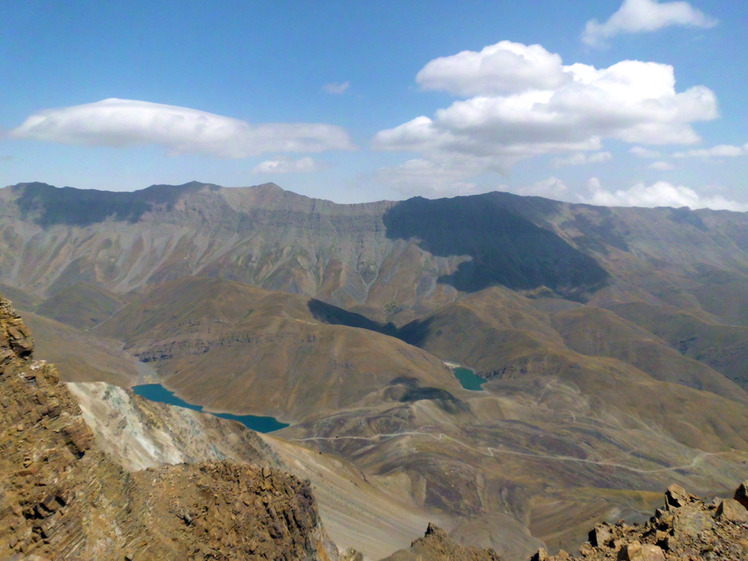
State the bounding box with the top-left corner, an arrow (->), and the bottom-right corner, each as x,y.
382,194 -> 609,300
13,181 -> 218,227
307,298 -> 401,337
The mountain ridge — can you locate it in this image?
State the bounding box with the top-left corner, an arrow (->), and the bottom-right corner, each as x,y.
3,181 -> 748,558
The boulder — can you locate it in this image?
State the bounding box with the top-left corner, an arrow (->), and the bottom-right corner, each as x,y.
735,480 -> 748,510
716,498 -> 748,523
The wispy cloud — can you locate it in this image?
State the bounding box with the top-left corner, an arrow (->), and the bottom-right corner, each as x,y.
252,156 -> 325,174
583,0 -> 717,47
10,98 -> 355,158
673,143 -> 748,158
629,146 -> 662,158
322,81 -> 350,94
552,151 -> 612,168
649,160 -> 675,170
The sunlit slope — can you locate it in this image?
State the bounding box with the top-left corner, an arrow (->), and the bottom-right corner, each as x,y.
610,302 -> 748,390
96,276 -> 460,420
20,310 -> 140,386
35,281 -> 125,329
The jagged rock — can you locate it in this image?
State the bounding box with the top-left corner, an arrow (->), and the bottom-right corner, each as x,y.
664,483 -> 688,509
716,498 -> 748,523
381,523 -> 502,561
0,292 -> 338,560
588,523 -> 613,547
735,480 -> 748,510
616,541 -> 665,561
532,483 -> 748,561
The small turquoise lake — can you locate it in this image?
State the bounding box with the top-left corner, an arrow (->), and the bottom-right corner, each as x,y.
132,383 -> 289,433
452,367 -> 486,391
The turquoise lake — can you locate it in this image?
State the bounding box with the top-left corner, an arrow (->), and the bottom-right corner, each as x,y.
132,383 -> 289,433
453,367 -> 486,391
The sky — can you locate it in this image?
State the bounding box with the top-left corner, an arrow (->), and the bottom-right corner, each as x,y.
1,0 -> 747,209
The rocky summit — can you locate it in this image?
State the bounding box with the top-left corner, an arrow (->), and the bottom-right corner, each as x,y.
0,292 -> 338,560
532,482 -> 748,561
382,523 -> 503,561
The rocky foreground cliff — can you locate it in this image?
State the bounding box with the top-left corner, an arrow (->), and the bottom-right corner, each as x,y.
0,291 -> 511,561
533,482 -> 748,561
0,292 -> 339,560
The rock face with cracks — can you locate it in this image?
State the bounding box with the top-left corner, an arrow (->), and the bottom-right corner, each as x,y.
532,482 -> 748,561
0,292 -> 339,560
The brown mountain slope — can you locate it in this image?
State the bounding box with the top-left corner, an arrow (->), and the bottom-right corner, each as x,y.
550,306 -> 748,402
74,275 -> 748,557
398,288 -> 747,404
0,292 -> 339,560
34,281 -> 125,329
21,310 -> 141,386
95,276 -> 461,420
610,302 -> 748,390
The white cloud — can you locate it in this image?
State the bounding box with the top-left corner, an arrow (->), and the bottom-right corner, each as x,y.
584,179 -> 747,210
252,156 -> 325,174
516,177 -> 569,198
552,151 -> 612,168
673,143 -> 748,158
322,81 -> 350,94
373,43 -> 717,176
416,41 -> 569,96
629,146 -> 662,158
583,0 -> 717,47
649,160 -> 675,170
10,98 -> 355,158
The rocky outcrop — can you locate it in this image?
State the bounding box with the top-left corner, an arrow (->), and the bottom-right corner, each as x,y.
0,292 -> 338,560
533,483 -> 748,561
382,523 -> 502,561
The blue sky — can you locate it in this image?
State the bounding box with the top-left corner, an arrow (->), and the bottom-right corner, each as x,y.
1,0 -> 746,208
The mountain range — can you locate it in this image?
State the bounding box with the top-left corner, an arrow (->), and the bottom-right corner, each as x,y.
1,181 -> 747,559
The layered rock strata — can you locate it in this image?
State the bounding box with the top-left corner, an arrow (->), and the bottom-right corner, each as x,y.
0,293 -> 338,560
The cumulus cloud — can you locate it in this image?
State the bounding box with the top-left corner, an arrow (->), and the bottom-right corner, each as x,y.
252,156 -> 325,174
10,98 -> 355,158
673,143 -> 748,158
649,160 -> 675,170
584,179 -> 747,210
552,151 -> 612,168
322,81 -> 350,94
416,41 -> 569,96
583,0 -> 717,47
373,41 -> 717,177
